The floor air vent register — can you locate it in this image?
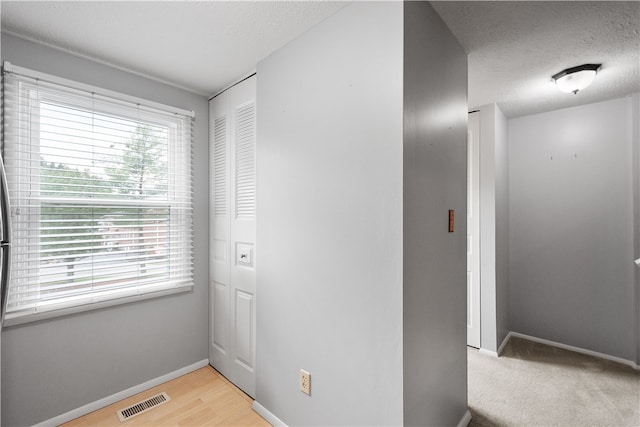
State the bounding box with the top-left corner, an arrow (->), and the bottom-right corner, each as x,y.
116,392 -> 171,422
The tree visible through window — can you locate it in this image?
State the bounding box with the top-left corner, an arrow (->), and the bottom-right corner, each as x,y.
104,125 -> 168,198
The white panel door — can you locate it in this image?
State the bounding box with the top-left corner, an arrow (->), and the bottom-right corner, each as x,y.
467,111 -> 481,348
209,75 -> 257,397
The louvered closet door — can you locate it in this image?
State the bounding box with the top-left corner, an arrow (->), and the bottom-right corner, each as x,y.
209,75 -> 257,397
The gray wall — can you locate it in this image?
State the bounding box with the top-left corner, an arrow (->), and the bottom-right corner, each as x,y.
402,2 -> 468,425
1,34 -> 209,426
633,93 -> 640,366
478,105 -> 498,353
256,2 -> 468,425
509,96 -> 636,361
256,2 -> 404,425
477,104 -> 510,353
494,106 -> 509,350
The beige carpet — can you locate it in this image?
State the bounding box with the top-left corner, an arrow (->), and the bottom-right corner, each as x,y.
467,337 -> 640,426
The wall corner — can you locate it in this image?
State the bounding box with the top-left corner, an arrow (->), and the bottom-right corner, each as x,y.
631,92 -> 640,365
403,1 -> 468,425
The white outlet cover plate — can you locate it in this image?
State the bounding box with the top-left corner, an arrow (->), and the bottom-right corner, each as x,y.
300,369 -> 310,395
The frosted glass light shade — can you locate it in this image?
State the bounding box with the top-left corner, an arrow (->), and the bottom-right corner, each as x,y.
552,64 -> 601,94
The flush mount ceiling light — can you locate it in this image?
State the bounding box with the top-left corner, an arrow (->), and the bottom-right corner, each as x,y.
552,64 -> 602,94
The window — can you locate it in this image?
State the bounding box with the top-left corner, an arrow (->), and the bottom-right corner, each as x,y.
2,62 -> 194,325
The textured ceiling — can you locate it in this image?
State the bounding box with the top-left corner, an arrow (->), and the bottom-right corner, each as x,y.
1,1 -> 348,96
1,1 -> 638,116
431,1 -> 640,117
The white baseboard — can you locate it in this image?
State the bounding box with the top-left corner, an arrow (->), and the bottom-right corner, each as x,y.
33,359 -> 209,427
252,401 -> 469,427
252,401 -> 288,426
497,332 -> 511,356
457,409 -> 472,427
252,400 -> 471,427
509,332 -> 640,370
478,348 -> 498,357
477,333 -> 510,358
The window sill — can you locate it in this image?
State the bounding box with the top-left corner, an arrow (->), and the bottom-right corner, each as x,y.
2,285 -> 193,328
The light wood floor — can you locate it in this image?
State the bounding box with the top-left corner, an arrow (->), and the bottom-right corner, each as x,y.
62,366 -> 271,426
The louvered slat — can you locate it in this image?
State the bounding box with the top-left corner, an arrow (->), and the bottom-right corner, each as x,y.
213,116 -> 228,216
235,103 -> 255,219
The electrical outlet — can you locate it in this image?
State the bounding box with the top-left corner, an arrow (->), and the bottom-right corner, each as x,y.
300,369 -> 311,396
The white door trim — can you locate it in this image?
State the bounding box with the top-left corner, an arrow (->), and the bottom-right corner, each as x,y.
467,111 -> 481,348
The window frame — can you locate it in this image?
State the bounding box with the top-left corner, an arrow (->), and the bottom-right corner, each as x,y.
2,62 -> 194,326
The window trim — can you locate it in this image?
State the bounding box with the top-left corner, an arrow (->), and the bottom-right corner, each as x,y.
3,62 -> 195,118
3,286 -> 190,327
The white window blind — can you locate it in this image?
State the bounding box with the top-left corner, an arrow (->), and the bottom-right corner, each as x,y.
2,62 -> 194,325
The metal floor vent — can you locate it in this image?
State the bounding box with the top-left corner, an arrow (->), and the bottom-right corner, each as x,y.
116,392 -> 170,422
